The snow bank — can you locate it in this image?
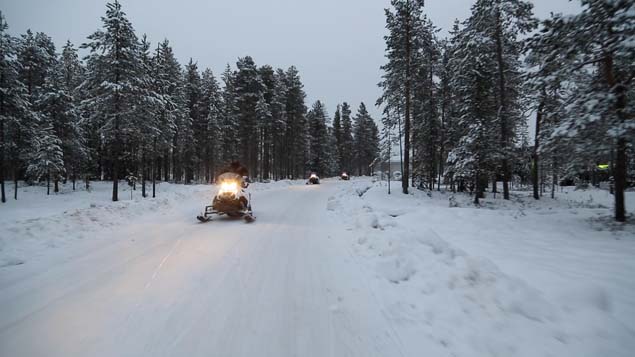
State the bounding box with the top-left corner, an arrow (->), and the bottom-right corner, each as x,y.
327,179 -> 635,357
0,179 -> 304,269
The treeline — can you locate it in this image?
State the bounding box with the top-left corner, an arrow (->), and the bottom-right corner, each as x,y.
0,1 -> 379,203
379,0 -> 634,222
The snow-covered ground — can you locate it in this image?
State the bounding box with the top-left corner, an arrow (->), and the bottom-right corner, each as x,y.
0,178 -> 633,356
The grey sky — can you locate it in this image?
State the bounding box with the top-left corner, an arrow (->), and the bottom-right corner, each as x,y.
4,0 -> 580,123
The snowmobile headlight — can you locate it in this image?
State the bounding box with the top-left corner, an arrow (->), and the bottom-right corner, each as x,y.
219,181 -> 239,195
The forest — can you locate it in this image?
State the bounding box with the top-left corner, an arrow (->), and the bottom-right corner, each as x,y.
379,0 -> 634,222
0,1 -> 380,202
1,0 -> 633,223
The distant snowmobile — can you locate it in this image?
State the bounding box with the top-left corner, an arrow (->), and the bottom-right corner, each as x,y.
197,172 -> 254,223
340,172 -> 350,180
306,173 -> 320,185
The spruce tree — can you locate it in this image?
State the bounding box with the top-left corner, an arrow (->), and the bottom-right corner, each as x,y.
332,105 -> 343,172
527,0 -> 635,221
26,123 -> 64,195
220,64 -> 238,165
284,66 -> 308,178
81,0 -> 145,201
0,13 -> 31,202
340,102 -> 354,174
200,68 -> 223,182
307,100 -> 331,175
379,0 -> 426,194
234,56 -> 263,177
353,103 -> 380,176
185,59 -> 204,182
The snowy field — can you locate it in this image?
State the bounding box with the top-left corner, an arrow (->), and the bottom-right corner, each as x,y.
0,178 -> 634,356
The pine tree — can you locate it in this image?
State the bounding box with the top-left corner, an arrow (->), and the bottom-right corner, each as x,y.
185,58 -> 204,182
59,41 -> 88,191
284,66 -> 308,178
306,100 -> 332,175
444,17 -> 499,203
234,56 -> 263,177
18,30 -> 56,98
134,35 -> 162,197
332,104 -> 343,172
0,13 -> 31,203
14,29 -> 56,199
411,16 -> 441,190
271,68 -> 288,179
258,65 -> 276,180
352,103 -> 380,176
379,0 -> 426,194
527,0 -> 635,221
220,64 -> 238,165
81,0 -> 145,201
339,102 -> 354,174
26,123 -> 64,195
35,52 -> 84,193
468,0 -> 536,199
200,68 -> 223,182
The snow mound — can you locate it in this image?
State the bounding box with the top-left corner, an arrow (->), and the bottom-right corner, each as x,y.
327,179 -> 635,357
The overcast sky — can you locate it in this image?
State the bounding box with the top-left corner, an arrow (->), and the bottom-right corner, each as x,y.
4,0 -> 581,123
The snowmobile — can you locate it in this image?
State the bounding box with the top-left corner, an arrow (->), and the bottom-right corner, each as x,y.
340,172 -> 350,180
306,173 -> 320,185
197,173 -> 255,223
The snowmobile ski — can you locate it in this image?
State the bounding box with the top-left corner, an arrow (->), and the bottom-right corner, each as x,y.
197,215 -> 212,223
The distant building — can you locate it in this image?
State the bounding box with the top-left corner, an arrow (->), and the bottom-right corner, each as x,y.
377,155 -> 410,180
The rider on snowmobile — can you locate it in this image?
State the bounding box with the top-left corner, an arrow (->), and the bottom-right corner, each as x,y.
217,161 -> 250,207
219,161 -> 249,179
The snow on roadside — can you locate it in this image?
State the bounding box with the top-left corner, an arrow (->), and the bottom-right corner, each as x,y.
0,179 -> 302,269
327,178 -> 635,357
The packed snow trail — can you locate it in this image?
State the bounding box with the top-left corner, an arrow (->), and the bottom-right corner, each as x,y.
0,181 -> 405,357
2,179 -> 634,357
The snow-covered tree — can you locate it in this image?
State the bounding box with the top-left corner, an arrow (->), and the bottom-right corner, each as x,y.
0,13 -> 31,202
271,68 -> 288,179
81,0 -> 146,201
378,0 -> 426,194
339,102 -> 354,174
200,68 -> 223,182
527,0 -> 635,221
234,56 -> 264,177
411,16 -> 441,190
284,66 -> 308,178
352,102 -> 380,176
306,100 -> 332,176
220,64 -> 238,165
26,124 -> 64,195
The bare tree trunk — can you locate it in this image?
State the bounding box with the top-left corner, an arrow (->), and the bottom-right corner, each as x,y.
13,165 -> 17,200
153,137 -> 157,198
473,173 -> 480,205
0,118 -> 5,203
402,1 -> 412,194
603,53 -> 627,222
615,138 -> 626,221
533,98 -> 543,200
141,147 -> 147,198
54,178 -> 59,193
494,4 -> 510,200
551,159 -> 557,199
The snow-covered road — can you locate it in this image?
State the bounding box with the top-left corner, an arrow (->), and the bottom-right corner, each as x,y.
1,179 -> 633,357
0,181 -> 406,357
